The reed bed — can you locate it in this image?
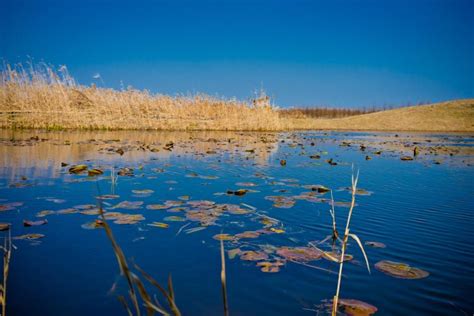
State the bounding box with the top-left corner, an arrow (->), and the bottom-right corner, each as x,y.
0,63 -> 281,131
2,63 -> 471,132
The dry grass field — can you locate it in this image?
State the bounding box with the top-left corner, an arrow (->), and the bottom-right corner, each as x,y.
283,99 -> 474,132
1,63 -> 473,132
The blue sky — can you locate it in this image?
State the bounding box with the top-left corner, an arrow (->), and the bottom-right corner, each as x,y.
1,0 -> 473,107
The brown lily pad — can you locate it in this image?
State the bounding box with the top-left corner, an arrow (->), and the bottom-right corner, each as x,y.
23,219 -> 48,227
14,233 -> 45,240
0,223 -> 11,231
276,247 -> 322,262
36,210 -> 55,217
213,233 -> 234,241
234,231 -> 260,239
81,220 -> 105,230
240,250 -> 269,261
337,298 -> 378,316
256,260 -> 285,273
375,260 -> 429,279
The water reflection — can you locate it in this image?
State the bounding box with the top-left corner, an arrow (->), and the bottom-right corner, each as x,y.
0,130 -> 280,180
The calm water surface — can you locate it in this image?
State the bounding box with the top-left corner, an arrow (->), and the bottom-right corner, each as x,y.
0,130 -> 473,315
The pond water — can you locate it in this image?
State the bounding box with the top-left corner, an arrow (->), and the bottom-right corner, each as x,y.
0,130 -> 473,315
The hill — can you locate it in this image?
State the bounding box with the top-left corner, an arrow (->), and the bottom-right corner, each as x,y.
284,99 -> 474,132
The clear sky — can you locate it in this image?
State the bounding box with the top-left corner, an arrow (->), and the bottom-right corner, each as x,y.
1,0 -> 473,107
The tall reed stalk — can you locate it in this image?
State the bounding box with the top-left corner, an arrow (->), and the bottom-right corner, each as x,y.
220,239 -> 229,316
1,230 -> 12,316
331,170 -> 370,316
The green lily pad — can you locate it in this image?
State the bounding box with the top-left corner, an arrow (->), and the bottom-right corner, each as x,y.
69,164 -> 88,174
112,201 -> 143,209
147,222 -> 169,228
375,260 -> 429,279
14,233 -> 45,240
163,216 -> 186,222
213,233 -> 234,241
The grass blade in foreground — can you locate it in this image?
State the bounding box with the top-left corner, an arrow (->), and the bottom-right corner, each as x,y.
331,170 -> 371,316
220,239 -> 229,316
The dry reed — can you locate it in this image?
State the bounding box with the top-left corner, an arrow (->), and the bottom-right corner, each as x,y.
1,63 -> 471,132
0,63 -> 281,131
1,230 -> 12,316
220,239 -> 229,316
95,183 -> 181,316
331,170 -> 370,316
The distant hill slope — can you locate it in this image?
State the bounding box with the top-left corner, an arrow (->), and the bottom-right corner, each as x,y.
297,99 -> 474,132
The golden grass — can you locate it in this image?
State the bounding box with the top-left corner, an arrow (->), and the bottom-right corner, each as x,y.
0,63 -> 281,131
285,99 -> 474,132
1,63 -> 472,131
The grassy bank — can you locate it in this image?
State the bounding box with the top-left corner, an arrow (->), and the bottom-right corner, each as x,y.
0,63 -> 281,130
1,63 -> 473,132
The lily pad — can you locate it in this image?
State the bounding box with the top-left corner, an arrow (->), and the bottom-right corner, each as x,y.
0,202 -> 23,212
88,168 -> 104,176
236,182 -> 257,187
240,250 -> 269,261
81,220 -> 105,230
276,246 -> 322,262
227,189 -> 248,196
257,260 -> 285,273
234,231 -> 260,239
23,219 -> 48,227
227,248 -> 242,259
146,204 -> 170,210
132,189 -> 154,195
187,200 -> 215,208
14,233 -> 45,240
375,260 -> 429,279
56,208 -> 78,214
0,223 -> 11,231
114,214 -> 145,225
269,227 -> 285,234
69,164 -> 88,174
36,210 -> 55,217
96,194 -> 120,200
365,241 -> 386,248
80,208 -> 101,215
337,298 -> 378,316
147,222 -> 169,228
213,233 -> 235,241
112,201 -> 143,209
163,216 -> 186,222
